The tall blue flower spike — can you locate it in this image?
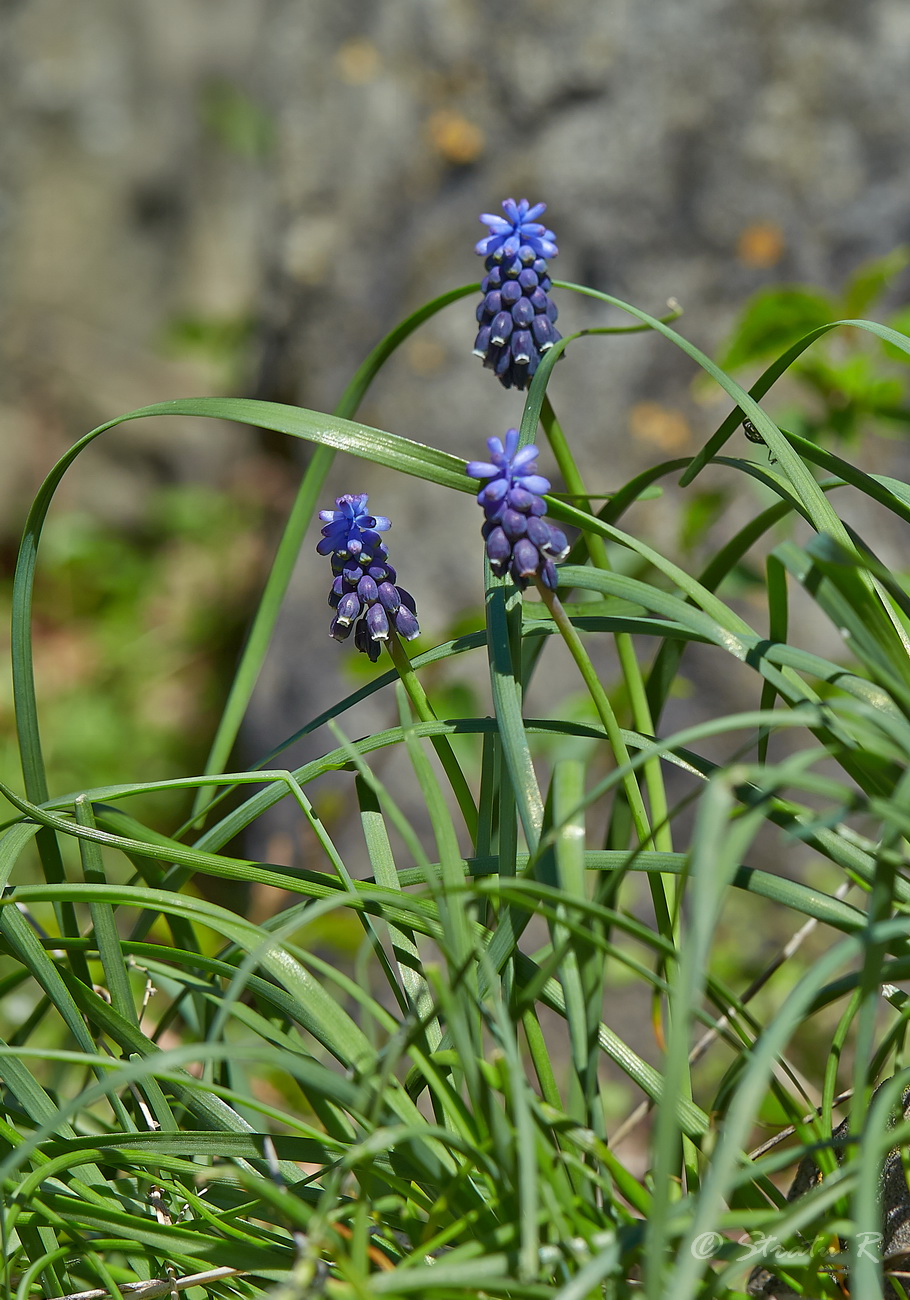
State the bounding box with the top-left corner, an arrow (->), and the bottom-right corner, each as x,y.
467,430 -> 569,590
473,199 -> 562,391
317,494 -> 419,662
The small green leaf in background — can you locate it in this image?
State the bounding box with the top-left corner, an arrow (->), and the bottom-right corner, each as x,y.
199,78 -> 275,159
718,285 -> 837,370
842,245 -> 910,319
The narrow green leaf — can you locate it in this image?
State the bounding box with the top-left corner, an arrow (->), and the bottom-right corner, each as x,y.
0,1038 -> 105,1187
356,775 -> 436,1034
37,1191 -> 294,1271
673,917 -> 910,1299
75,797 -> 135,1024
486,584 -> 543,850
0,905 -> 98,1060
554,281 -> 851,543
681,314 -> 910,485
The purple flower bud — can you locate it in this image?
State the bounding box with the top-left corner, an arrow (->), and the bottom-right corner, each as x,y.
467,458 -> 500,480
545,526 -> 569,558
338,593 -> 363,626
524,475 -> 552,497
473,325 -> 492,358
525,516 -> 551,549
511,298 -> 535,329
485,526 -> 512,565
377,581 -> 400,613
511,330 -> 533,364
532,316 -> 557,349
493,348 -> 512,378
366,603 -> 390,641
479,478 -> 509,508
512,538 -> 540,578
507,486 -> 538,512
360,529 -> 386,553
354,620 -> 382,662
490,311 -> 513,346
357,574 -> 378,603
501,508 -> 527,540
539,558 -> 559,589
394,607 -> 420,640
330,614 -> 354,641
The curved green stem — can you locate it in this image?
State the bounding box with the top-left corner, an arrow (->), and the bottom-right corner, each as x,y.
540,397 -> 672,855
532,580 -> 651,850
386,633 -> 478,842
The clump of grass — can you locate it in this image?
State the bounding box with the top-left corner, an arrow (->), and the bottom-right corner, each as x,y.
2,201 -> 910,1300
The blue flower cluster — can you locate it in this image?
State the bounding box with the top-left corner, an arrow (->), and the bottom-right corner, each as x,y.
473,199 -> 561,391
317,494 -> 419,661
467,430 -> 569,590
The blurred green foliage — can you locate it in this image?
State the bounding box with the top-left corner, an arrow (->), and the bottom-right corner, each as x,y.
0,484 -> 263,828
199,78 -> 276,160
160,312 -> 256,389
719,245 -> 910,443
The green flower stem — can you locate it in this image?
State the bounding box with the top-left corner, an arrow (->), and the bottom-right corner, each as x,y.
386,632 -> 478,842
532,578 -> 678,1048
540,396 -> 611,574
539,397 -> 679,1073
540,396 -> 672,856
532,578 -> 652,853
615,634 -> 671,852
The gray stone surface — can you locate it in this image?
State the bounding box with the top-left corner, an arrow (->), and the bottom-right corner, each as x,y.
2,1 -> 910,854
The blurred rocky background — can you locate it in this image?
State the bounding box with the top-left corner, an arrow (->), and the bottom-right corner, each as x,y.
2,0 -> 910,879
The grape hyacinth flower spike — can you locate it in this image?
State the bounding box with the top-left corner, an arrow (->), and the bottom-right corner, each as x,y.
473,198 -> 562,390
467,430 -> 569,589
317,493 -> 419,662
